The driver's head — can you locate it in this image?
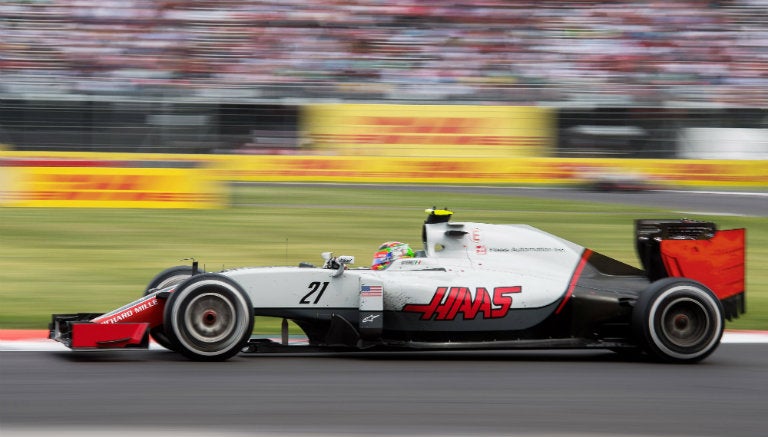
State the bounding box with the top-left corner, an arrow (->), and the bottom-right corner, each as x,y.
371,241 -> 414,270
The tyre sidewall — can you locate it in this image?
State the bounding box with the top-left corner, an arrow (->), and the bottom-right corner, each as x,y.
144,265 -> 202,296
633,278 -> 724,363
144,265 -> 202,351
164,273 -> 254,361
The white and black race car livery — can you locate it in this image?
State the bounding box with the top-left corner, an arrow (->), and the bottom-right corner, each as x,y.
51,209 -> 745,363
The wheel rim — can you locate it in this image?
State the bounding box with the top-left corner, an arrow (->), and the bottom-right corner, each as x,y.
659,297 -> 709,349
183,292 -> 237,344
647,285 -> 723,360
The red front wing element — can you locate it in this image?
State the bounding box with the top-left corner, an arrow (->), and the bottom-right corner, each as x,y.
50,290 -> 168,349
70,322 -> 150,348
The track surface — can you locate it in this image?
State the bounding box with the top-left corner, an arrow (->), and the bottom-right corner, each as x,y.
2,345 -> 767,436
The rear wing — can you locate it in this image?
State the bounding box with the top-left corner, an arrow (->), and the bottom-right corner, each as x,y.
635,219 -> 745,320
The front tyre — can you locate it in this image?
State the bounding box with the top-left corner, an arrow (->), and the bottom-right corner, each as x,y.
633,278 -> 724,363
145,265 -> 204,294
163,273 -> 254,361
144,265 -> 204,351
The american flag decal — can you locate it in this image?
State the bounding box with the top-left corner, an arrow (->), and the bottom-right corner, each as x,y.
361,285 -> 383,297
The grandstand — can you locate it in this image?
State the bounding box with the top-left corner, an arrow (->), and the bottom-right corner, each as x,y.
1,0 -> 766,106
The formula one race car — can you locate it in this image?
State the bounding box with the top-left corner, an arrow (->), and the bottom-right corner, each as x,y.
50,209 -> 745,363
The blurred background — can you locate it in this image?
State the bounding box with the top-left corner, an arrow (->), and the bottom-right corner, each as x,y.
0,0 -> 766,161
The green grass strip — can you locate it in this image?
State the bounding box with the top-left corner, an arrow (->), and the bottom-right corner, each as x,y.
1,185 -> 765,331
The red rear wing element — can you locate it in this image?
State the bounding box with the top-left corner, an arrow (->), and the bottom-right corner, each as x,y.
661,228 -> 746,317
635,219 -> 746,320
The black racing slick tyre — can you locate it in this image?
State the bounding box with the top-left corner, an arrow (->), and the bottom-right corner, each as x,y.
143,265 -> 204,351
632,278 -> 724,364
145,265 -> 204,294
163,273 -> 254,361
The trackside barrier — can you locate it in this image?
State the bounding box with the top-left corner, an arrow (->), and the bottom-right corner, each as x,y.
1,152 -> 766,206
212,155 -> 768,188
0,152 -> 226,208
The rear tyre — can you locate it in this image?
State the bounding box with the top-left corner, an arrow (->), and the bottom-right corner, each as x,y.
633,278 -> 723,363
163,273 -> 254,361
144,266 -> 204,351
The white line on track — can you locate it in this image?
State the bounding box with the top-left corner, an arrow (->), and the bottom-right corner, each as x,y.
664,189 -> 768,197
2,331 -> 766,352
0,427 -> 673,437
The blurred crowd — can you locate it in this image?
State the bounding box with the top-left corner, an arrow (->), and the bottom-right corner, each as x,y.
1,0 -> 767,106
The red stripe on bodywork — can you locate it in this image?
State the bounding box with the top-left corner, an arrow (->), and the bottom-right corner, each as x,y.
555,249 -> 593,315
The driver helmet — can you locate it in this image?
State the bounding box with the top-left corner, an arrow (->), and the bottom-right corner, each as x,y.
371,241 -> 414,270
